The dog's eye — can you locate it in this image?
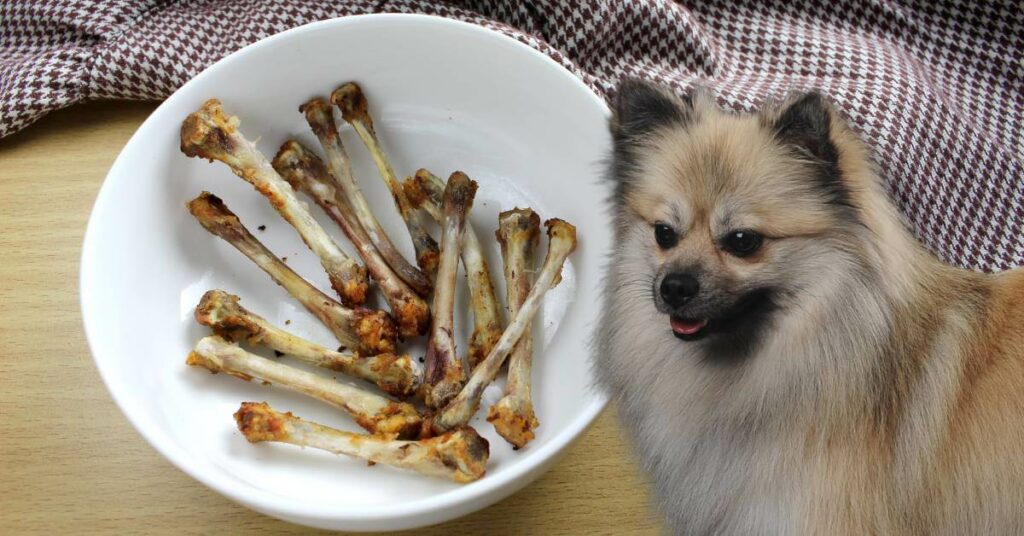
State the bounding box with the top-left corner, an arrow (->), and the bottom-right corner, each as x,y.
654,223 -> 678,249
722,230 -> 763,257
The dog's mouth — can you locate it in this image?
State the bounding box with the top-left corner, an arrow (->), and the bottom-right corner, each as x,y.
666,288 -> 779,345
670,316 -> 709,340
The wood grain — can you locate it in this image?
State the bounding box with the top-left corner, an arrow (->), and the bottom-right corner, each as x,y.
0,101 -> 661,535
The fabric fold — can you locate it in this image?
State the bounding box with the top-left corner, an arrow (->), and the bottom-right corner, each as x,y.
0,0 -> 1020,271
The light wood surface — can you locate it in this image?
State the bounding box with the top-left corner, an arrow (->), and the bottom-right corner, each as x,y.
0,101 -> 661,535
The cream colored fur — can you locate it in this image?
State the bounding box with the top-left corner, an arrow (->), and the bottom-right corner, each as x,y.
595,84 -> 1024,535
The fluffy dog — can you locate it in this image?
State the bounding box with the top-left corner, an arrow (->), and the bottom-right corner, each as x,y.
594,79 -> 1024,534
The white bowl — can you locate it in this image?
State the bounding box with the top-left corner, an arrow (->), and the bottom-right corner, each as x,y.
81,14 -> 610,532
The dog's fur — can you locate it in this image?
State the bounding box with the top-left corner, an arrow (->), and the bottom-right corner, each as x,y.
595,79 -> 1024,535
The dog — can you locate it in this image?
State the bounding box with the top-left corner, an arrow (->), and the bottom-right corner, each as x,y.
594,79 -> 1024,535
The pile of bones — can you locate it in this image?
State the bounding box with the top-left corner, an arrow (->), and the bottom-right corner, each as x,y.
179,82 -> 577,483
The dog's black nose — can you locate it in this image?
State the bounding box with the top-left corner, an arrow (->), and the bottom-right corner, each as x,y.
660,273 -> 699,307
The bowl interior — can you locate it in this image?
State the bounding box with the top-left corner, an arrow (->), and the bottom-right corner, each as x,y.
81,14 -> 611,530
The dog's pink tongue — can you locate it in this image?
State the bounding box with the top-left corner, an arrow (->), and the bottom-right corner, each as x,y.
671,317 -> 708,335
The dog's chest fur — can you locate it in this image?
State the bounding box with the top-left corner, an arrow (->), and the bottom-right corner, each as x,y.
606,339 -> 832,533
625,383 -> 807,534
595,254 -> 904,534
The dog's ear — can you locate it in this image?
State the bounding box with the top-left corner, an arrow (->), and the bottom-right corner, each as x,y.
608,79 -> 692,199
771,92 -> 839,168
611,78 -> 692,142
771,92 -> 846,204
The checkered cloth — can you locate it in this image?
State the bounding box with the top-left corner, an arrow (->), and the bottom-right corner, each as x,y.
2,1 -> 1021,271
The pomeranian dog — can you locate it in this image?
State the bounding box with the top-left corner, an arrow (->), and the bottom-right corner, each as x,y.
595,79 -> 1024,534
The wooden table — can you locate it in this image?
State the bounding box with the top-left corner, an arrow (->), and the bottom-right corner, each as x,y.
0,101 -> 661,535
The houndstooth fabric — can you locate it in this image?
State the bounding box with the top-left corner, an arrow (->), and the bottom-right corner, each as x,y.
1,1 -> 1021,271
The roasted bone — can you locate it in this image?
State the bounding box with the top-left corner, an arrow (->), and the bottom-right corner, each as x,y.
180,99 -> 368,306
187,192 -> 397,355
486,209 -> 541,448
273,141 -> 430,338
187,336 -> 421,438
235,402 -> 488,482
195,290 -> 419,398
299,98 -> 432,296
405,170 -> 503,369
332,83 -> 440,279
422,172 -> 478,409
